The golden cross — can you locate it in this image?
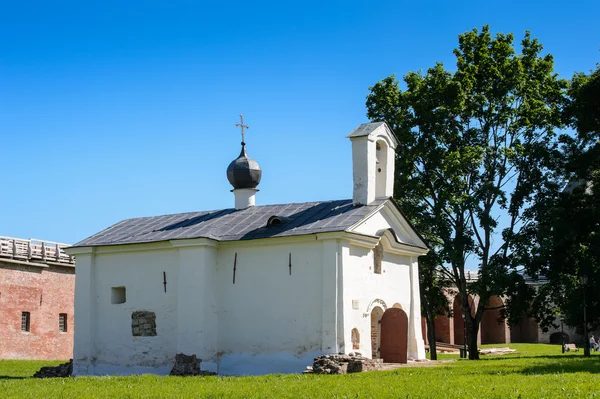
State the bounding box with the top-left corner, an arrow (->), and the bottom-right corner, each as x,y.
236,114 -> 249,144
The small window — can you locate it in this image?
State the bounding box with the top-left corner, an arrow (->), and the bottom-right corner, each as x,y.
59,313 -> 68,332
21,312 -> 30,332
374,243 -> 383,274
111,286 -> 126,304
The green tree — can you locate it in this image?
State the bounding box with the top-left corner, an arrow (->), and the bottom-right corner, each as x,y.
366,26 -> 566,359
525,65 -> 600,339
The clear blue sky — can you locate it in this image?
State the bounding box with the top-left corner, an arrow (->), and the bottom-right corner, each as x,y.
1,0 -> 598,244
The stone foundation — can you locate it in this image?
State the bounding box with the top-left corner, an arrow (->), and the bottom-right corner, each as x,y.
169,353 -> 216,376
303,353 -> 383,374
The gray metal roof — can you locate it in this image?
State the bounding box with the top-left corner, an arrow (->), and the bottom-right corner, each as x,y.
346,122 -> 386,138
73,199 -> 387,247
346,122 -> 399,147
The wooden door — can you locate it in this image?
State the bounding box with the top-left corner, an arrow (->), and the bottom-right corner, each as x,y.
380,308 -> 408,363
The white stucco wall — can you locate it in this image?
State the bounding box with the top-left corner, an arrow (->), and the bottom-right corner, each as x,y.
76,248 -> 180,375
70,237 -> 343,376
214,240 -> 330,375
69,207 -> 427,375
341,243 -> 413,358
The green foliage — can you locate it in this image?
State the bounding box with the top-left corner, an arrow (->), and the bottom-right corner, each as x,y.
1,346 -> 599,398
566,64 -> 600,140
366,25 -> 566,358
524,65 -> 600,334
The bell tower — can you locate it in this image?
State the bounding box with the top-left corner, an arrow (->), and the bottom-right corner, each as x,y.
346,122 -> 397,206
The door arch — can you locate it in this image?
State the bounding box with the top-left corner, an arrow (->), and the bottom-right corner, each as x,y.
380,308 -> 408,363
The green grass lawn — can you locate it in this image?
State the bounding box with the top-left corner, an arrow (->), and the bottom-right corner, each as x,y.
1,344 -> 599,398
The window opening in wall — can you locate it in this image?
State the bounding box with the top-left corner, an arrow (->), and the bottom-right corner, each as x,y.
374,243 -> 383,274
111,286 -> 126,304
21,312 -> 30,332
59,313 -> 68,332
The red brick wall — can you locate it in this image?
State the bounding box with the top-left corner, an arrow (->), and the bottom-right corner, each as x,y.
0,261 -> 74,360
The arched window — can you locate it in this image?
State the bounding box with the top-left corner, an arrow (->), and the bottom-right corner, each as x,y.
374,243 -> 383,274
375,140 -> 388,198
351,328 -> 360,350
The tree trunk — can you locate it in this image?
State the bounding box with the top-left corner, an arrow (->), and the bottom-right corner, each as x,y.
468,319 -> 480,360
461,291 -> 480,360
425,308 -> 437,360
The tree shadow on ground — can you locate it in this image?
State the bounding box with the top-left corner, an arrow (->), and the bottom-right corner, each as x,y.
480,354 -> 584,362
0,376 -> 28,380
475,353 -> 600,375
519,359 -> 600,375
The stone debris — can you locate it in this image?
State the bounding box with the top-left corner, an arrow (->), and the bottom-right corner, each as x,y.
303,353 -> 383,374
479,347 -> 517,355
169,353 -> 216,376
33,359 -> 73,378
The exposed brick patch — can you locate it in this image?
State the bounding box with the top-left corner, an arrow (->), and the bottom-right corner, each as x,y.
132,311 -> 157,336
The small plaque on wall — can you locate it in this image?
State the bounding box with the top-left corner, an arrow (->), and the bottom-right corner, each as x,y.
352,300 -> 360,310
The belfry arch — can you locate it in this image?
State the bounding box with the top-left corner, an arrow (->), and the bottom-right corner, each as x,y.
375,139 -> 389,198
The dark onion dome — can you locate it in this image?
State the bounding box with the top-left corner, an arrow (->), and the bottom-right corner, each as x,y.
227,143 -> 262,189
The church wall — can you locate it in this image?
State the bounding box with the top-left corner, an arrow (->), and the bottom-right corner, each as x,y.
341,243 -> 413,359
176,244 -> 218,368
214,240 -> 326,375
88,248 -> 180,372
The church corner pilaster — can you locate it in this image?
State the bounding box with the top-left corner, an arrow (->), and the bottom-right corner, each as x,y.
72,250 -> 96,367
321,239 -> 341,354
407,256 -> 426,359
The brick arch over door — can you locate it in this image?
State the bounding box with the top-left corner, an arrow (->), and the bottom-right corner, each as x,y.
370,306 -> 385,358
380,308 -> 408,363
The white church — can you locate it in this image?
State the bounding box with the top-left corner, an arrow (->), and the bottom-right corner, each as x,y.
66,120 -> 429,376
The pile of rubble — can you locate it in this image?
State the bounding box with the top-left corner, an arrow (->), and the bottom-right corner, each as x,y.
33,359 -> 73,378
169,353 -> 216,376
479,347 -> 517,355
303,352 -> 383,374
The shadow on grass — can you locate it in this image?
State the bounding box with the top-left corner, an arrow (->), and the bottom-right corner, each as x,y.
520,358 -> 600,375
0,376 -> 28,380
480,354 -> 585,362
473,352 -> 600,375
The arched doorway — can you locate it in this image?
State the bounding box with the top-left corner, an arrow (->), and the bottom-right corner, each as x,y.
481,296 -> 506,344
370,306 -> 384,358
380,308 -> 408,363
510,315 -> 539,343
453,294 -> 474,345
434,315 -> 452,344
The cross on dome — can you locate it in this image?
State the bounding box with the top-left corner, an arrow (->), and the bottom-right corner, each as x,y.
236,114 -> 249,145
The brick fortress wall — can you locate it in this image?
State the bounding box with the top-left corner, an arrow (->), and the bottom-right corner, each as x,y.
0,260 -> 74,360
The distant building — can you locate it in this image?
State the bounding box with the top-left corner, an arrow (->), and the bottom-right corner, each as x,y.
0,236 -> 75,360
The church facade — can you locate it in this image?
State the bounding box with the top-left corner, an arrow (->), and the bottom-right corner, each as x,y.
66,121 -> 429,375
